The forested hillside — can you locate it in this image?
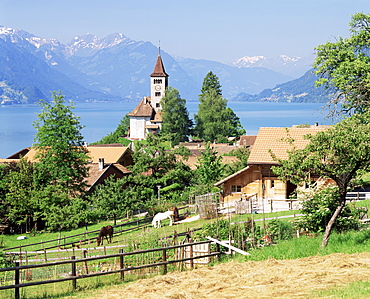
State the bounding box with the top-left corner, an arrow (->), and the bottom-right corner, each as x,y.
233,70 -> 332,103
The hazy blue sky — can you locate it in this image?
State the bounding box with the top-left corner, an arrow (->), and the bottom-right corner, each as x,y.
1,0 -> 370,63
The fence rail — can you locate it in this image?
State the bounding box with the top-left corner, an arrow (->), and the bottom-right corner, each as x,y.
346,192 -> 370,201
0,240 -> 220,299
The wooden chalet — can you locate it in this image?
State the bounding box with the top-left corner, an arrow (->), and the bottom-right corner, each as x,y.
214,125 -> 333,204
9,144 -> 134,193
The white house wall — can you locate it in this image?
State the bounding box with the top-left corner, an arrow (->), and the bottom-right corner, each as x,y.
130,117 -> 149,139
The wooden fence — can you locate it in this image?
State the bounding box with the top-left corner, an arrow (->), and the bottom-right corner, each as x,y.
3,216 -> 153,252
0,240 -> 220,299
3,206 -> 190,253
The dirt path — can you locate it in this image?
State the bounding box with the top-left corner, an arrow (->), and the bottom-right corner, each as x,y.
71,252 -> 370,299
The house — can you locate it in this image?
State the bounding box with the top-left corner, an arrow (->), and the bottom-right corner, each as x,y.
214,125 -> 333,204
19,144 -> 134,193
128,50 -> 168,140
84,158 -> 131,195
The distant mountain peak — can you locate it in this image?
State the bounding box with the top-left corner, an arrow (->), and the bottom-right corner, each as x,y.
232,54 -> 313,77
67,32 -> 130,56
0,25 -> 64,52
0,26 -> 16,35
233,55 -> 267,66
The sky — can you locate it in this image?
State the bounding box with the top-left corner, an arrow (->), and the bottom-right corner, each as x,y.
1,0 -> 370,63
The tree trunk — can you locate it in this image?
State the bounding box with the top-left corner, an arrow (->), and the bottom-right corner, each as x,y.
321,199 -> 346,247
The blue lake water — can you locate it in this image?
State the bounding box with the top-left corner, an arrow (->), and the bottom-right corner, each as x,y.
0,101 -> 333,158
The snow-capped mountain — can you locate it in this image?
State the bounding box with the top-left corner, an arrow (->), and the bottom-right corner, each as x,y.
0,25 -> 309,104
0,26 -> 65,51
66,33 -> 133,57
233,55 -> 314,77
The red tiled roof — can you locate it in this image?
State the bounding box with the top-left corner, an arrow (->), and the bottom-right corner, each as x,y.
85,163 -> 131,192
127,97 -> 154,117
150,54 -> 168,77
248,126 -> 331,165
24,146 -> 132,164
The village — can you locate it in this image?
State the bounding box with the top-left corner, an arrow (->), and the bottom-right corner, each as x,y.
3,12 -> 370,297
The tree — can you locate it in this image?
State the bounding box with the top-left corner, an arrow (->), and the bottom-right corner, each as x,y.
200,71 -> 222,96
196,143 -> 225,189
89,176 -> 139,225
314,13 -> 370,115
125,134 -> 194,204
4,159 -> 39,229
194,72 -> 245,141
33,91 -> 90,195
160,87 -> 193,146
272,112 -> 370,247
295,186 -> 359,234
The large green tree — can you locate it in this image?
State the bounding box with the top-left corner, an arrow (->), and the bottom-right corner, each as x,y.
194,72 -> 245,141
125,134 -> 194,204
89,176 -> 140,225
160,87 -> 193,146
33,91 -> 90,195
314,13 -> 370,115
272,112 -> 370,247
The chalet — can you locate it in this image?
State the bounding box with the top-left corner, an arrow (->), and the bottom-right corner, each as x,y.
127,50 -> 168,140
214,125 -> 333,204
14,144 -> 134,193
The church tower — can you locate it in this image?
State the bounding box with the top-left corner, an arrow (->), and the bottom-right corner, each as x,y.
150,49 -> 168,111
127,49 -> 169,140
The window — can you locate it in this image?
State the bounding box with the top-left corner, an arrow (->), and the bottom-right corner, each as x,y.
156,103 -> 160,108
271,180 -> 275,188
155,92 -> 161,97
154,79 -> 162,84
231,185 -> 242,193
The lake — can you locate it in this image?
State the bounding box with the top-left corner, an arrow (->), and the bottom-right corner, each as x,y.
0,101 -> 333,158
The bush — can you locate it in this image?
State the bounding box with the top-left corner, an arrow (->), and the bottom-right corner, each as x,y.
266,219 -> 295,242
296,186 -> 360,233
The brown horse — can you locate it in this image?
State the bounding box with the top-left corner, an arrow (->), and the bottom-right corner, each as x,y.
97,225 -> 113,246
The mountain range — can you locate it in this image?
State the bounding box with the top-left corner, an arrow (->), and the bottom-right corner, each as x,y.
0,26 -> 329,104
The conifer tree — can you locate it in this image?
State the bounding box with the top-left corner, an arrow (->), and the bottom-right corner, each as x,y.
194,72 -> 245,141
160,87 -> 193,146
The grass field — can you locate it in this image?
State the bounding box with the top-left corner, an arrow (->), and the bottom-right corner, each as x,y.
1,200 -> 370,298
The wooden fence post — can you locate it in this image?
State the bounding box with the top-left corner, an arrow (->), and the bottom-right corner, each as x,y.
119,249 -> 124,281
71,256 -> 76,290
83,250 -> 89,274
15,261 -> 20,299
189,238 -> 194,269
162,249 -> 167,275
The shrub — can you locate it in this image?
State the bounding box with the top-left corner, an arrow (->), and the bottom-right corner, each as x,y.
296,186 -> 360,233
266,219 -> 295,242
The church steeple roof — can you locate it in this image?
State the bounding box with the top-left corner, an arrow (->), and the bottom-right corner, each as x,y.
150,49 -> 168,77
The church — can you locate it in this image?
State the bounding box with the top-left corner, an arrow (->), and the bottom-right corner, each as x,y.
127,51 -> 169,140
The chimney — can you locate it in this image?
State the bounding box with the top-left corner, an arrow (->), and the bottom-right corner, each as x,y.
98,158 -> 104,171
314,122 -> 318,127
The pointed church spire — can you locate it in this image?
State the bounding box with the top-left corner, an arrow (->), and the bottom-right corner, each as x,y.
150,48 -> 168,77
